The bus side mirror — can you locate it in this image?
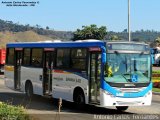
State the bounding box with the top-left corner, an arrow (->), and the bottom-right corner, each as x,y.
102,53 -> 106,64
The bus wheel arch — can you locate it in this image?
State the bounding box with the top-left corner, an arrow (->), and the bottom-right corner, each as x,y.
25,80 -> 33,98
73,87 -> 85,105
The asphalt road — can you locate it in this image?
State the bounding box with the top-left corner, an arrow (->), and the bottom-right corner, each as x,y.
0,75 -> 160,120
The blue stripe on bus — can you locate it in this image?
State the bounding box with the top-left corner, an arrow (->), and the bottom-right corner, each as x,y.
7,42 -> 105,48
101,80 -> 152,98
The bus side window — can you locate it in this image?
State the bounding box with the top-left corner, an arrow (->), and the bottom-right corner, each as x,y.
23,48 -> 31,66
6,48 -> 14,65
31,48 -> 43,67
71,48 -> 87,70
56,49 -> 70,68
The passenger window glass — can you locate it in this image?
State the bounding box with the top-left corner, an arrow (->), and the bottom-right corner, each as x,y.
71,48 -> 87,70
71,49 -> 86,58
23,48 -> 31,66
7,48 -> 14,65
31,49 -> 42,67
56,49 -> 70,68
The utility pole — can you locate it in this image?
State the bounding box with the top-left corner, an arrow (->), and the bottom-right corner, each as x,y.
128,0 -> 131,42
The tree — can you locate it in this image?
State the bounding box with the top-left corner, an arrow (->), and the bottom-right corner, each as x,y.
155,37 -> 160,47
73,24 -> 107,40
110,35 -> 120,40
122,29 -> 127,33
46,26 -> 49,30
155,37 -> 160,43
150,36 -> 160,48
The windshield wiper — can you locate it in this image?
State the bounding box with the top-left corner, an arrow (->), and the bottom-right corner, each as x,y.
122,74 -> 130,82
114,51 -> 120,55
140,51 -> 144,56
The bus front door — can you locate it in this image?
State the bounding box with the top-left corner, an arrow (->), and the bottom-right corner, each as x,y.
89,53 -> 101,104
14,49 -> 22,90
43,51 -> 54,95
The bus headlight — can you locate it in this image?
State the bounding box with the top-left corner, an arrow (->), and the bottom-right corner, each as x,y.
147,91 -> 151,95
145,91 -> 151,97
103,90 -> 115,98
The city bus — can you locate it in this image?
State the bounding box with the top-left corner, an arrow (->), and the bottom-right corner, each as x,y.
150,47 -> 160,66
4,40 -> 152,111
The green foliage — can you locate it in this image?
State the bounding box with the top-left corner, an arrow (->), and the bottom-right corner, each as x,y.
152,77 -> 160,81
152,88 -> 160,92
155,37 -> 160,43
152,70 -> 160,74
154,37 -> 160,47
46,26 -> 49,30
0,19 -> 73,41
106,30 -> 160,42
150,36 -> 160,47
73,24 -> 107,40
1,19 -> 160,43
0,31 -> 54,48
110,35 -> 120,40
0,102 -> 30,120
152,70 -> 160,83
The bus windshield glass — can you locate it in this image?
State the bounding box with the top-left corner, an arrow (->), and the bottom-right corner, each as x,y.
104,53 -> 151,83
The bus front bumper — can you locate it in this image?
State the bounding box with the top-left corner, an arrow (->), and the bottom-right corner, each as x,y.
100,89 -> 152,107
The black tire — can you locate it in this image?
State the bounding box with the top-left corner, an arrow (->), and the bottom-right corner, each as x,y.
74,92 -> 85,109
116,106 -> 129,111
25,82 -> 33,98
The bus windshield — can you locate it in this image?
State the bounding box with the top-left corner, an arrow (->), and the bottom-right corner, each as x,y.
104,52 -> 151,83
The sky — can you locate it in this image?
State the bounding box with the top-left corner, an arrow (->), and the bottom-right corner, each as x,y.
0,0 -> 160,32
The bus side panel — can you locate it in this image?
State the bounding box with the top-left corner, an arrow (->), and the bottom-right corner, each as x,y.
4,65 -> 14,89
21,66 -> 43,95
52,70 -> 88,104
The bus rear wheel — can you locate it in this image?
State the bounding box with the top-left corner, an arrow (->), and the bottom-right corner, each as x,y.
116,106 -> 128,111
25,82 -> 33,98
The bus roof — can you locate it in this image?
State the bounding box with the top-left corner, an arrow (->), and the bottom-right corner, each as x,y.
6,40 -> 105,48
106,41 -> 149,46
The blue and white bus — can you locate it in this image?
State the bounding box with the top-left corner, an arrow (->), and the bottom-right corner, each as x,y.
4,40 -> 152,111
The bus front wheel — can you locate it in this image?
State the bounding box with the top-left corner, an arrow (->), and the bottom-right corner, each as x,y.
74,90 -> 85,109
25,82 -> 33,98
116,106 -> 128,111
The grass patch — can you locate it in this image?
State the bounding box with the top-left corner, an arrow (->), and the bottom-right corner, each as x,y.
152,77 -> 160,80
152,88 -> 160,93
152,70 -> 160,74
0,102 -> 30,120
152,70 -> 160,83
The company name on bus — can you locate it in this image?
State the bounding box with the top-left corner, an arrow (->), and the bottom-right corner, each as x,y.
53,77 -> 81,83
66,77 -> 81,83
53,77 -> 63,81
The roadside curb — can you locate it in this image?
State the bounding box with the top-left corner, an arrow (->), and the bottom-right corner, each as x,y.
153,92 -> 160,95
